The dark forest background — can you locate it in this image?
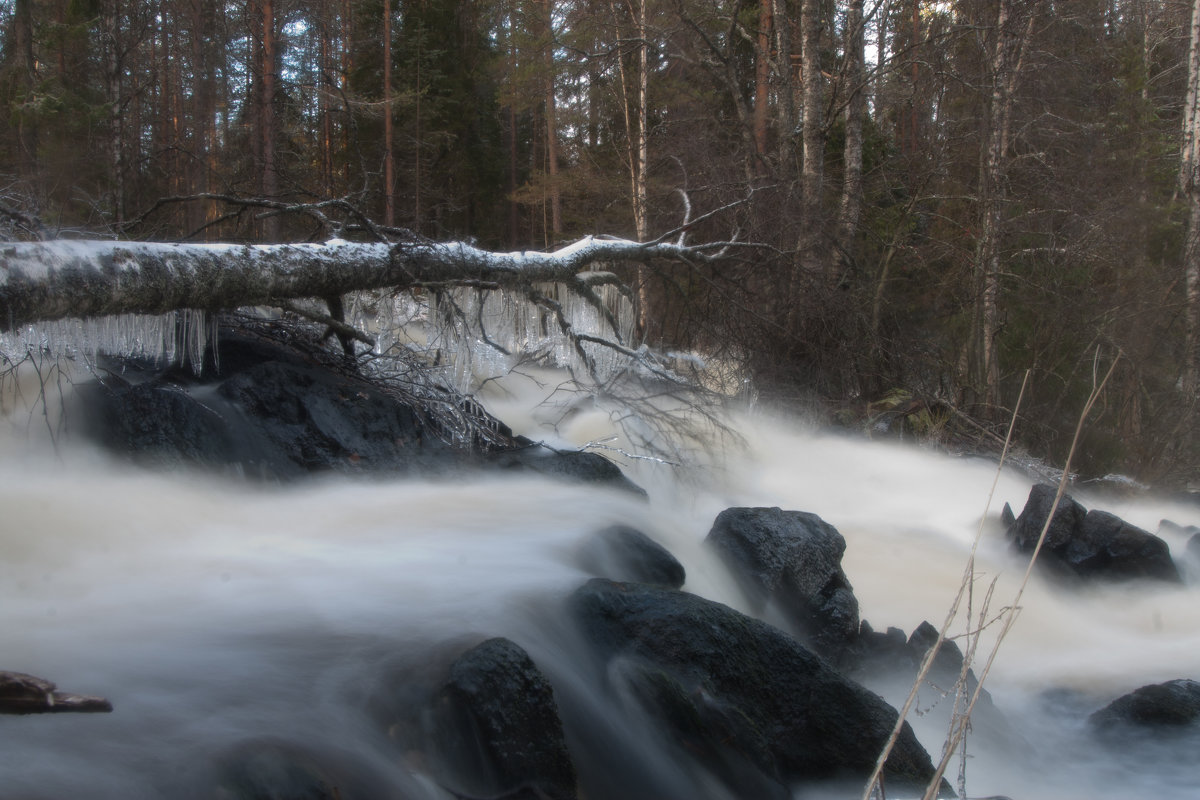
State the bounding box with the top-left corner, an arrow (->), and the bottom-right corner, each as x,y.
3,0 -> 1200,485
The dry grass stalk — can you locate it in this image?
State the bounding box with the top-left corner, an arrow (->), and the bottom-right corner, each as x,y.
917,352 -> 1120,799
859,370 -> 1031,800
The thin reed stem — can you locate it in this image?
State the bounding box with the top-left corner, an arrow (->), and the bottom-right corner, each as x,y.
860,370 -> 1030,800
917,352 -> 1120,800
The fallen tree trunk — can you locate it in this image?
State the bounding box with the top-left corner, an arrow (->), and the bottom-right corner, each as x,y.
0,236 -> 722,332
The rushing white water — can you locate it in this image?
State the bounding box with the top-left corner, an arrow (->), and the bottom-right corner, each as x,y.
1,371 -> 1199,799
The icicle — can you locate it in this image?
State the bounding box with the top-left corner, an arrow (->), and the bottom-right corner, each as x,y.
0,311 -> 217,373
418,279 -> 637,394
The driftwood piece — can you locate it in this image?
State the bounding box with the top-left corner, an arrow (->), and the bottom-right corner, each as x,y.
0,670 -> 113,714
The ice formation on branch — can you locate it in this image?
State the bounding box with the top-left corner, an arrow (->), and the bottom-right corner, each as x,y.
0,235 -> 705,396
0,310 -> 214,371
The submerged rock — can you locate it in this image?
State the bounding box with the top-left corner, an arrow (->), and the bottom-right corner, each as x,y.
569,579 -> 948,797
424,637 -> 577,800
1007,484 -> 1181,583
906,621 -> 996,712
213,739 -> 404,800
485,448 -> 648,498
0,671 -> 112,715
705,506 -> 860,659
1090,679 -> 1200,731
576,524 -> 686,588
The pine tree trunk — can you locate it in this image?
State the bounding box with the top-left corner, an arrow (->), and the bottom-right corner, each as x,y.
12,0 -> 37,177
259,0 -> 280,240
102,0 -> 125,228
543,0 -> 563,239
1183,0 -> 1200,395
753,0 -> 772,174
383,0 -> 396,227
770,0 -> 796,177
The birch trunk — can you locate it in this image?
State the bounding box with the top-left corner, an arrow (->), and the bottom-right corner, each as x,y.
973,0 -> 1040,411
0,237 -> 732,334
797,0 -> 826,284
836,0 -> 866,274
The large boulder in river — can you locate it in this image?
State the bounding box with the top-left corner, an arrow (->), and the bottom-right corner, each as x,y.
568,579 -> 948,798
704,507 -> 860,658
1007,484 -> 1181,583
1089,679 -> 1200,732
72,324 -> 644,494
423,637 -> 577,800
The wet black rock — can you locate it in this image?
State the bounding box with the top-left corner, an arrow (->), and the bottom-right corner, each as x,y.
1000,501 -> 1016,529
73,376 -> 242,471
0,670 -> 112,715
425,637 -> 577,800
1007,484 -> 1181,583
853,621 -> 915,671
906,621 -> 995,711
1089,679 -> 1200,731
485,448 -> 648,498
569,579 -> 949,798
217,358 -> 449,477
704,506 -> 860,658
73,325 -> 644,494
576,525 -> 686,588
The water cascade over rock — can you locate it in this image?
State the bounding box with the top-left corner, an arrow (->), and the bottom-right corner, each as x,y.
3,315 -> 1199,799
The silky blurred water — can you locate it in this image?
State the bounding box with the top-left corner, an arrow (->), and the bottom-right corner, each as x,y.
1,371 -> 1198,799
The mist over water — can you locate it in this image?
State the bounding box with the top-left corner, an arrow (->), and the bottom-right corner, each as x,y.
2,374 -> 1199,799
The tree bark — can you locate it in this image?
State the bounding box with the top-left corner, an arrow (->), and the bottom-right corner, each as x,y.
258,0 -> 280,240
836,0 -> 866,275
1182,0 -> 1200,395
12,0 -> 37,177
799,0 -> 825,276
770,0 -> 796,177
102,0 -> 125,228
189,0 -> 217,237
0,237 -> 734,333
973,0 -> 1040,412
543,0 -> 563,240
753,0 -> 772,174
383,0 -> 396,227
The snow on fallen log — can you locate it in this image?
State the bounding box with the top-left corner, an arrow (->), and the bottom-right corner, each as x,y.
0,236 -> 718,333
